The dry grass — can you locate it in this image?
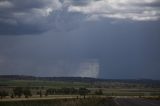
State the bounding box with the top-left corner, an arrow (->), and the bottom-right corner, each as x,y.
0,97 -> 115,106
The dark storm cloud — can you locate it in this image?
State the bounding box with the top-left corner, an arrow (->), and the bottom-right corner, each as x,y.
0,19 -> 160,79
0,0 -> 62,35
0,0 -> 160,35
0,22 -> 48,35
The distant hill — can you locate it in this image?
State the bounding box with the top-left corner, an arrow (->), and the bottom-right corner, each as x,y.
0,75 -> 101,82
0,75 -> 160,84
0,75 -> 160,88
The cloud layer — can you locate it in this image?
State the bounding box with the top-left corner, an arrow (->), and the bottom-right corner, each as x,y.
68,0 -> 160,21
0,0 -> 160,35
0,0 -> 62,35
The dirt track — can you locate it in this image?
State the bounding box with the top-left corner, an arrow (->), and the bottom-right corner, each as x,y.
0,95 -> 78,102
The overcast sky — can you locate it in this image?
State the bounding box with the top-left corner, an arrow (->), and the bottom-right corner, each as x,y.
0,0 -> 160,79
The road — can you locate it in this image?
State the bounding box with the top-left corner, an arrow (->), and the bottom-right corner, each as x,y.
114,98 -> 160,106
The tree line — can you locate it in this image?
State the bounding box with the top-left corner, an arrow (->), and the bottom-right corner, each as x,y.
0,87 -> 103,99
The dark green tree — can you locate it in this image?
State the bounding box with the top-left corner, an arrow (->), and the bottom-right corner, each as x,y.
0,91 -> 8,99
37,90 -> 42,98
10,93 -> 14,98
39,90 -> 42,98
79,88 -> 90,99
95,89 -> 103,95
23,88 -> 32,98
13,87 -> 23,98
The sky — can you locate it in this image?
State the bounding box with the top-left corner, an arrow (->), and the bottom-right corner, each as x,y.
0,0 -> 160,79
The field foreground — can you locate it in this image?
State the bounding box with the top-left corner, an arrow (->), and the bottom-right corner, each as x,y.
0,76 -> 160,106
0,97 -> 160,106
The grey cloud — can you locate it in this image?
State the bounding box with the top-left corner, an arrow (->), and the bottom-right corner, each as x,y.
0,1 -> 13,8
68,0 -> 160,21
0,22 -> 48,35
138,1 -> 160,7
0,0 -> 160,35
0,0 -> 62,35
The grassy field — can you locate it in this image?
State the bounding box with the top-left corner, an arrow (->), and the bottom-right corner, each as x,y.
0,79 -> 160,97
0,80 -> 91,88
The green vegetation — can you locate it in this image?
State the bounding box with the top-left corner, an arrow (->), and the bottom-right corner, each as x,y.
0,91 -> 8,99
79,88 -> 90,99
23,88 -> 32,98
13,87 -> 23,98
95,89 -> 103,95
0,80 -> 90,88
12,87 -> 32,98
0,79 -> 160,99
0,76 -> 160,106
